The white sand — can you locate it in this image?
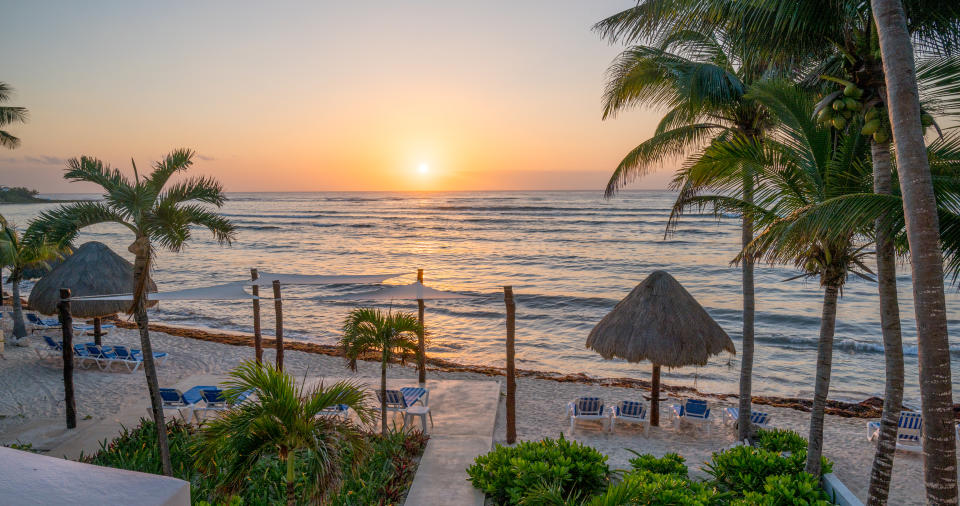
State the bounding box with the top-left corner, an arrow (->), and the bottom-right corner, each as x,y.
0,327 -> 927,505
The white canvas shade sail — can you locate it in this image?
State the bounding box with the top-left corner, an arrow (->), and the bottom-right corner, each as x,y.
249,272 -> 403,286
333,281 -> 471,301
72,282 -> 258,301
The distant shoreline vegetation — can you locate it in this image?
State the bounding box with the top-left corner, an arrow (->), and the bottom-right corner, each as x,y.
0,186 -> 78,204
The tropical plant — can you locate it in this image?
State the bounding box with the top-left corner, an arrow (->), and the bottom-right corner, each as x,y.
192,361 -> 372,505
0,82 -> 28,149
0,221 -> 62,341
595,21 -> 774,438
673,80 -> 876,475
340,307 -> 422,435
29,148 -> 235,476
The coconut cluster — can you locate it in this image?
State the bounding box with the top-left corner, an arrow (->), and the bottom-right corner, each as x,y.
817,80 -> 935,144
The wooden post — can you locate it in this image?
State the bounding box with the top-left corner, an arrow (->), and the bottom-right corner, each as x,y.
93,317 -> 102,346
251,268 -> 262,364
651,364 -> 661,427
504,286 -> 516,444
416,268 -> 426,384
58,288 -> 77,429
273,280 -> 283,371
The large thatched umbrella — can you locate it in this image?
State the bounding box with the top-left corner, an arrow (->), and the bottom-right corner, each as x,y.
28,241 -> 156,344
586,270 -> 735,426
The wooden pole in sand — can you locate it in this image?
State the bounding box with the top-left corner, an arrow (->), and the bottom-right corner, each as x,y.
58,288 -> 77,429
650,364 -> 661,427
273,280 -> 283,371
251,268 -> 262,364
504,286 -> 516,444
417,268 -> 426,384
93,317 -> 102,346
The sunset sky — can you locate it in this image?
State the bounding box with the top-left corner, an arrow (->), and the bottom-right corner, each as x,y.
1,1 -> 673,192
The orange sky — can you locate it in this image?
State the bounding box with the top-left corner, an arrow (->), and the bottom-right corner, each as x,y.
1,2 -> 675,192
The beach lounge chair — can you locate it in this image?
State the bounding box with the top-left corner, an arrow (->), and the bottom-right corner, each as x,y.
110,345 -> 144,373
84,343 -> 123,371
72,344 -> 99,369
670,399 -> 712,433
318,404 -> 351,420
193,388 -> 255,422
567,397 -> 608,432
399,386 -> 429,406
26,313 -> 60,333
160,387 -> 208,422
723,407 -> 771,430
376,388 -> 430,427
866,412 -> 923,452
609,400 -> 649,434
34,335 -> 62,359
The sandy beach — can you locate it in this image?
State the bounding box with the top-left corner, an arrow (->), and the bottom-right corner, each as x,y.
0,326 -> 927,505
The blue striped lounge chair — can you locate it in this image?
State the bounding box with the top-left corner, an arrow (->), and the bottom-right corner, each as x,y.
318,404 -> 351,419
723,407 -> 771,430
34,335 -> 62,359
26,313 -> 60,334
567,397 -> 608,432
670,399 -> 712,433
159,387 -> 207,422
85,343 -> 123,371
193,388 -> 255,422
866,412 -> 923,452
399,386 -> 429,406
72,344 -> 99,369
609,400 -> 649,434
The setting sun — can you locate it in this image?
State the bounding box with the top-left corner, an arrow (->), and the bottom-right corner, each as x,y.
418,163 -> 430,175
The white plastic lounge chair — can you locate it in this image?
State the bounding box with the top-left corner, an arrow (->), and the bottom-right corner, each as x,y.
26,313 -> 60,334
84,344 -> 124,371
160,387 -> 209,422
609,400 -> 649,434
34,335 -> 62,360
866,412 -> 923,452
567,397 -> 608,432
400,386 -> 429,406
72,344 -> 99,369
318,404 -> 351,419
110,346 -> 143,373
193,388 -> 254,422
670,399 -> 712,433
723,407 -> 771,429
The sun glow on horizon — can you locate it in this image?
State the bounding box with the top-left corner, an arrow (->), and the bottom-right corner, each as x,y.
418,162 -> 430,174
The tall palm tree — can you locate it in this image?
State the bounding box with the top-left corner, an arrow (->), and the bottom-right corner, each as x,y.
0,82 -> 28,149
676,81 -> 875,475
340,308 -> 422,436
0,222 -> 62,341
596,24 -> 772,440
29,149 -> 235,476
872,2 -> 958,502
193,361 -> 371,505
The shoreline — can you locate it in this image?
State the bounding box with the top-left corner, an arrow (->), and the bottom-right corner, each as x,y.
103,316 -> 887,419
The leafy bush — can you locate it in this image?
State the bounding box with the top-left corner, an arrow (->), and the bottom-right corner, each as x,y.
733,473 -> 831,506
467,436 -> 610,505
586,471 -> 728,506
626,451 -> 688,477
83,418 -> 198,481
331,429 -> 429,505
754,428 -> 808,454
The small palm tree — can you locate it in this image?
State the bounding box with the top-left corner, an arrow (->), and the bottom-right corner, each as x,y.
29,149 -> 235,476
193,361 -> 371,505
0,82 -> 28,149
340,308 -> 422,435
0,220 -> 62,341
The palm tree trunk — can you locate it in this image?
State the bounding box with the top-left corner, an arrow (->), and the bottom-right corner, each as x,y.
129,238 -> 173,477
10,269 -> 27,340
380,359 -> 388,436
872,1 -> 958,502
737,174 -> 755,441
867,139 -> 905,505
285,449 -> 296,506
805,281 -> 840,475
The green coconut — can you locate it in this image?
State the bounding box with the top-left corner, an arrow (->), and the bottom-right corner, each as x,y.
861,119 -> 882,136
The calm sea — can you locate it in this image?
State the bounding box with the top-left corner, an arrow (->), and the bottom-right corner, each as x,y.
4,191 -> 959,404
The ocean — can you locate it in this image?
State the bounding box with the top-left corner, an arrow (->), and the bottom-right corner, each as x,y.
4,191 -> 959,404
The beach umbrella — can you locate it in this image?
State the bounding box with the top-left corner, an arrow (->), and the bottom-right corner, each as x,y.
28,241 -> 157,345
335,270 -> 470,384
586,270 -> 735,426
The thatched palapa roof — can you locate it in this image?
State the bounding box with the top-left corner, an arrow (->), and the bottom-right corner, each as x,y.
28,241 -> 157,317
586,270 -> 735,368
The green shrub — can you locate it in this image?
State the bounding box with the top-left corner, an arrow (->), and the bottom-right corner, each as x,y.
733,473 -> 831,506
467,436 -> 610,505
626,452 -> 688,477
586,471 -> 728,506
705,441 -> 832,496
754,428 -> 808,454
330,429 -> 429,506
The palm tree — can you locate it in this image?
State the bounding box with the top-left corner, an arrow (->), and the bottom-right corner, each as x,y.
0,82 -> 28,149
595,23 -> 772,440
872,2 -> 958,502
29,149 -> 235,476
676,81 -> 876,475
192,361 -> 371,505
0,221 -> 62,342
340,308 -> 422,435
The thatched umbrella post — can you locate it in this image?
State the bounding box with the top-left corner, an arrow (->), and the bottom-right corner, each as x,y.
58,288 -> 77,429
416,268 -> 426,384
504,286 -> 517,444
251,268 -> 262,364
273,280 -> 283,371
586,271 -> 735,427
